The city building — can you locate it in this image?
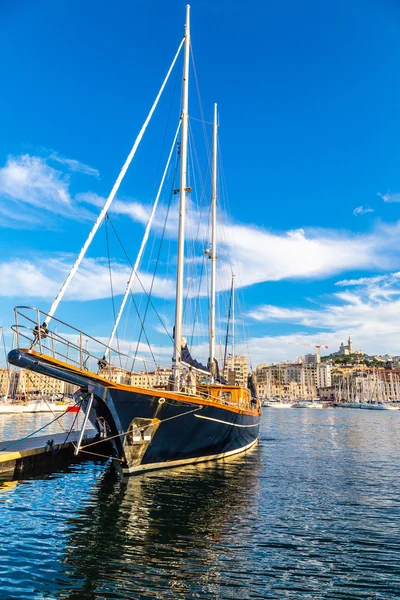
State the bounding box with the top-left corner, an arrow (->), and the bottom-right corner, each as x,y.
254,363 -> 270,398
304,363 -> 318,392
104,367 -> 131,385
130,368 -> 172,388
255,361 -> 330,399
254,369 -> 303,400
0,368 -> 11,396
223,355 -> 248,387
318,386 -> 335,401
304,353 -> 318,365
285,363 -> 303,383
317,364 -> 332,388
99,366 -> 173,389
8,369 -> 77,397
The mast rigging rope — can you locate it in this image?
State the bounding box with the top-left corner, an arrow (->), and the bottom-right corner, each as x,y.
105,120 -> 182,360
44,36 -> 185,326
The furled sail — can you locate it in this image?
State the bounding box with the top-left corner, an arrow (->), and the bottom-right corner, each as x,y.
174,329 -> 227,383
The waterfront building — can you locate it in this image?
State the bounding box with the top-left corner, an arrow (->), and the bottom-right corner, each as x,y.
255,363 -> 286,398
130,368 -> 172,388
99,367 -> 173,389
318,385 -> 335,400
304,353 -> 318,365
255,361 -> 331,399
331,364 -> 369,387
303,363 -> 318,394
317,364 -> 332,388
254,363 -> 271,398
255,362 -> 315,399
285,363 -> 303,383
223,355 -> 248,387
304,363 -> 331,395
104,367 -> 131,385
0,368 -> 11,396
13,369 -> 76,397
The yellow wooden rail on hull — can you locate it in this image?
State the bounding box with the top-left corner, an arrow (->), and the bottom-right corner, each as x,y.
17,348 -> 261,417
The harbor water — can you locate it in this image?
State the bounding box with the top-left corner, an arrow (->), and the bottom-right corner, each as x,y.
0,409 -> 400,599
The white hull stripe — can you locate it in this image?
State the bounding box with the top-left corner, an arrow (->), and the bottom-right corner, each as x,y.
194,414 -> 260,427
123,437 -> 258,474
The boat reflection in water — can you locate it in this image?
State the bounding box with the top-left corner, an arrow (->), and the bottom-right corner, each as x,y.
55,446 -> 262,600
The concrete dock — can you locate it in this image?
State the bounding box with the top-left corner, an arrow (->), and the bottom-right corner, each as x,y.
0,430 -> 105,476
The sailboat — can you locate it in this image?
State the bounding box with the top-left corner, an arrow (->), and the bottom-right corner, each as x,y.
8,6 -> 261,475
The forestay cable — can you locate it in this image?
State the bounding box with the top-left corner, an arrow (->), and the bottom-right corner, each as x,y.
44,37 -> 185,327
104,120 -> 181,361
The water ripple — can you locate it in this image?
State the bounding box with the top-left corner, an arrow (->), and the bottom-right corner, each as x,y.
0,410 -> 400,598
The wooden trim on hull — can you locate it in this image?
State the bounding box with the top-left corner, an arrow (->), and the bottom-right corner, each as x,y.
12,348 -> 260,417
122,437 -> 259,475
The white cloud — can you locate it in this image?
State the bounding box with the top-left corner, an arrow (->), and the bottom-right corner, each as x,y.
76,192 -> 151,225
5,159 -> 400,290
48,153 -> 99,177
378,191 -> 400,203
0,154 -> 95,226
0,154 -> 71,208
0,256 -> 176,301
218,222 -> 390,288
0,260 -> 59,298
335,274 -> 391,287
110,197 -> 400,290
246,272 -> 400,362
6,257 -> 400,366
353,205 -> 374,216
61,332 -> 172,365
248,305 -> 316,324
65,257 -> 176,301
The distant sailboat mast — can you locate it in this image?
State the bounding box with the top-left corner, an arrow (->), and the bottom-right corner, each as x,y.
173,4 -> 191,389
222,275 -> 234,371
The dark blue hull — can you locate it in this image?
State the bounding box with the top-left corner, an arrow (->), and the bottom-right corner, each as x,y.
96,386 -> 260,474
8,349 -> 260,475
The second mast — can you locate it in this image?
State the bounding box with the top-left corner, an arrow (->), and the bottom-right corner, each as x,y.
173,4 -> 191,388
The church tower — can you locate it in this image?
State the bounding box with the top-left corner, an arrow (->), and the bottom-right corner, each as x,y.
348,335 -> 353,354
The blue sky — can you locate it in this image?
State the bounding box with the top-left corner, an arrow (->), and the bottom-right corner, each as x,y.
2,0 -> 400,367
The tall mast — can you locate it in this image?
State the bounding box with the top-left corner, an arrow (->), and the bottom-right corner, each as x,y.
209,103 -> 218,377
231,273 -> 235,374
173,5 -> 190,388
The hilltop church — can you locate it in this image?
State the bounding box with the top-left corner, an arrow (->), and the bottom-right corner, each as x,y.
334,336 -> 363,356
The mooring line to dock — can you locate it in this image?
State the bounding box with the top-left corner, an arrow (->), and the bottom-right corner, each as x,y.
0,401 -> 83,453
73,406 -> 205,464
71,446 -> 125,463
56,405 -> 83,455
79,405 -> 203,451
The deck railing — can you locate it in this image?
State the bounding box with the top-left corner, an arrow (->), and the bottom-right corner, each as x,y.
11,306 -> 254,410
11,306 -> 171,385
